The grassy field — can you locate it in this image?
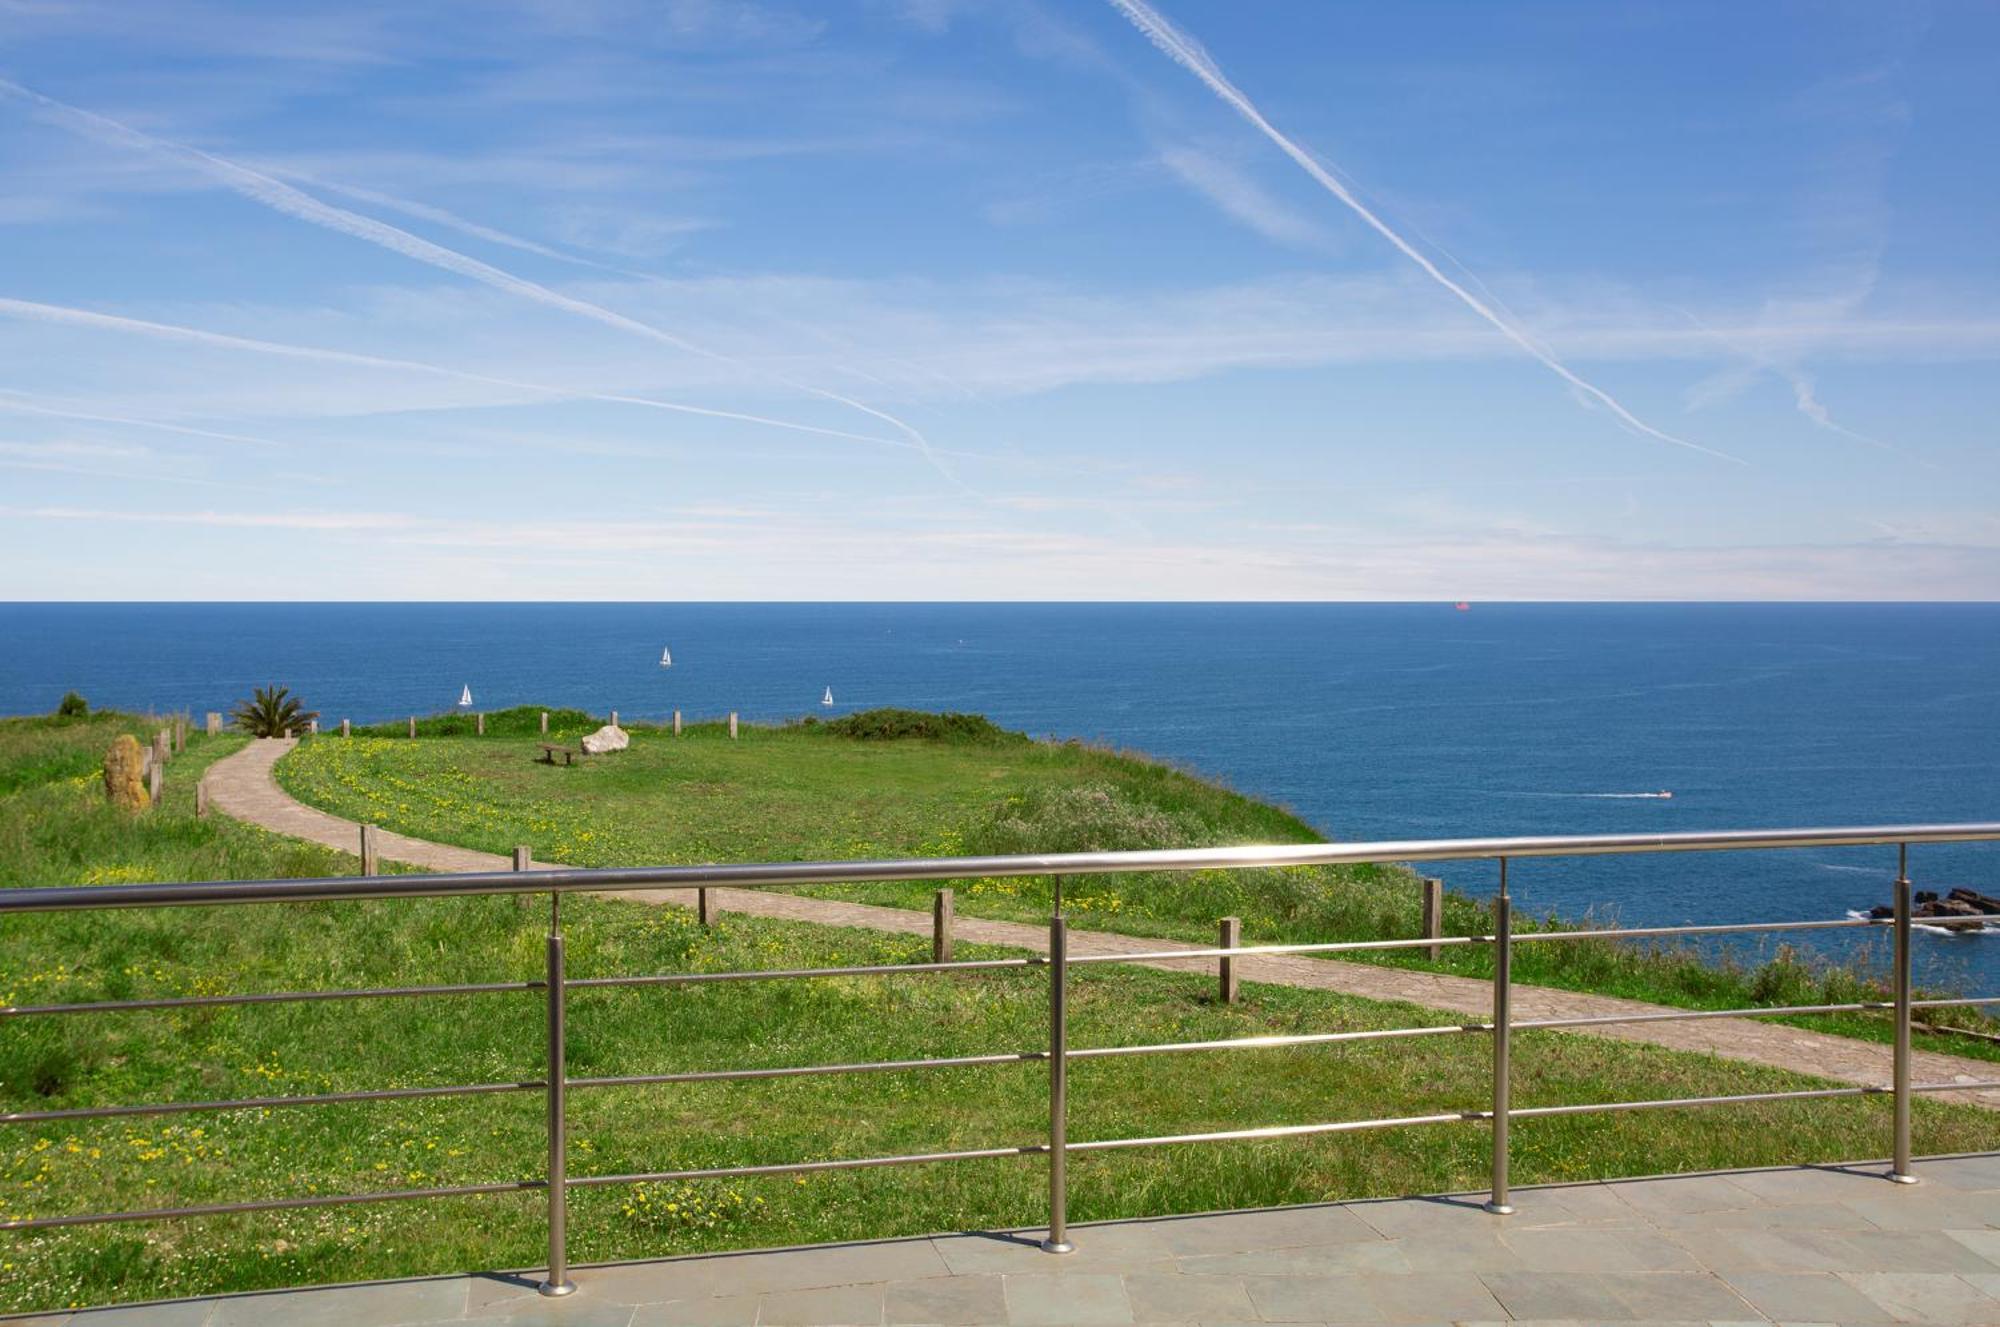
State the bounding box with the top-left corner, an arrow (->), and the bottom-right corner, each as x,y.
6,708 -> 1999,1313
278,709 -> 2000,1060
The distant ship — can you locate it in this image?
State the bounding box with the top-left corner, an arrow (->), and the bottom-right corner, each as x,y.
822,686 -> 834,707
458,685 -> 473,708
659,646 -> 672,668
1454,602 -> 1471,611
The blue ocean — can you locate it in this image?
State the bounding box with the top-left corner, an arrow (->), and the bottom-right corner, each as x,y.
4,603 -> 1997,989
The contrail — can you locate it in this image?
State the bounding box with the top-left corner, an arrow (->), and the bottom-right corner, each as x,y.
1103,0 -> 1743,465
0,388 -> 289,448
0,77 -> 960,483
0,297 -> 940,455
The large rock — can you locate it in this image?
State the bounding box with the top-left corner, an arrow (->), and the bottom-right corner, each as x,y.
103,734 -> 149,811
580,724 -> 629,755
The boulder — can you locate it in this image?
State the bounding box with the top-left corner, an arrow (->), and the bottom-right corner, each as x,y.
580,724 -> 629,755
103,734 -> 149,811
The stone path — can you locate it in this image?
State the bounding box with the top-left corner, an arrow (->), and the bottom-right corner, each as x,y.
205,740 -> 2000,1108
19,1155 -> 2000,1325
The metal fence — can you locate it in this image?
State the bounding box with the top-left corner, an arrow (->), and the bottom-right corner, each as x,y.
4,823 -> 2000,1297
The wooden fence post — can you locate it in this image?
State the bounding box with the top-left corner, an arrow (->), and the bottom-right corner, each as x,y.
341,719 -> 351,739
1421,877 -> 1444,963
195,781 -> 208,818
673,710 -> 682,736
1219,916 -> 1241,1003
147,759 -> 163,809
360,824 -> 379,876
540,711 -> 549,735
476,712 -> 485,736
206,711 -> 221,736
933,889 -> 955,964
309,718 -> 319,735
408,717 -> 417,740
154,731 -> 170,766
728,712 -> 738,740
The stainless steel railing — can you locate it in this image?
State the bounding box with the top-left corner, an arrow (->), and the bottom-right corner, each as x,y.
4,823 -> 2000,1298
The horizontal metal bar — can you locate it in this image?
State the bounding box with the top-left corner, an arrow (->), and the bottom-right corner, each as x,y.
569,1050 -> 1042,1089
571,956 -> 1038,990
1516,1001 -> 1884,1032
1914,1079 -> 2000,1093
6,823 -> 1994,913
1065,935 -> 1488,967
1516,917 -> 1884,944
1913,997 -> 2000,1011
1068,1023 -> 1483,1060
1066,1111 -> 1479,1153
0,1179 -> 543,1231
568,1144 -> 1042,1188
0,980 -> 541,1019
2,1080 -> 543,1125
1506,1080 -> 2000,1122
1510,1086 -> 1874,1119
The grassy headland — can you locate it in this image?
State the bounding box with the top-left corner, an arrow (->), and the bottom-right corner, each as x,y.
4,708 -> 1997,1312
281,707 -> 2000,1060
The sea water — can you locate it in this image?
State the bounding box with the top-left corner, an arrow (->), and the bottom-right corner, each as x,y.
3,602 -> 1997,989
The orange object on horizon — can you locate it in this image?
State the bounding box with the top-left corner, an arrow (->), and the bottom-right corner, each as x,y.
1454,602 -> 1471,611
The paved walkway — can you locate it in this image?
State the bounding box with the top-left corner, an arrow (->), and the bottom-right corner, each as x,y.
206,740 -> 2000,1108
18,1156 -> 2000,1324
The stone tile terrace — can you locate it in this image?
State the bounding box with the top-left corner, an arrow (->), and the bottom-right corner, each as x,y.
14,1155 -> 2000,1326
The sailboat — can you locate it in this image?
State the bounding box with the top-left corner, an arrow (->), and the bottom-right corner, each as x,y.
659,646 -> 673,668
821,686 -> 834,707
458,685 -> 473,708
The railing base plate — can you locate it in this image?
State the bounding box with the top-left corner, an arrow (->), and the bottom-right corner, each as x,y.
538,1280 -> 576,1297
1040,1239 -> 1074,1255
1889,1173 -> 1921,1186
1483,1201 -> 1514,1215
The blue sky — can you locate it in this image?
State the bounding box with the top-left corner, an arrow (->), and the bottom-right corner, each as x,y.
1,0 -> 1996,600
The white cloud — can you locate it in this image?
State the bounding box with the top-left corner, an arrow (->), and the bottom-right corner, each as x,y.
1157,143 -> 1335,252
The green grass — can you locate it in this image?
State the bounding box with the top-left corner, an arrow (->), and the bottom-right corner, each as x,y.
6,709 -> 1999,1313
276,713 -> 2000,1062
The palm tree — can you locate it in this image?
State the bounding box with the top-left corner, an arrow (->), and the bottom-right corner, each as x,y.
229,685 -> 319,738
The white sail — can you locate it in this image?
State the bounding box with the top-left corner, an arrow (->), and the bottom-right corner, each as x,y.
822,686 -> 834,707
660,646 -> 672,667
459,685 -> 473,707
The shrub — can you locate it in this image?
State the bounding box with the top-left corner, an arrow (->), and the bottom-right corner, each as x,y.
967,783 -> 1208,855
228,685 -> 319,738
54,692 -> 88,718
821,708 -> 1022,743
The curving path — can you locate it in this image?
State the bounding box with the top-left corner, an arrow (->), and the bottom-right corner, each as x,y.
207,738 -> 2000,1109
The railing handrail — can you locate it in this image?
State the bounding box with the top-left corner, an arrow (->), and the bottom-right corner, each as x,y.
5,821 -> 1998,913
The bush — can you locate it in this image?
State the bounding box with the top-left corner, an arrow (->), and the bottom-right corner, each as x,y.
351,706 -> 600,738
229,685 -> 318,739
54,692 -> 88,718
967,782 -> 1207,855
821,709 -> 1022,743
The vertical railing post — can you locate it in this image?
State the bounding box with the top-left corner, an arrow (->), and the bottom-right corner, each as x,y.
1486,857 -> 1513,1215
1891,843 -> 1917,1184
698,886 -> 713,928
1218,916 -> 1240,1004
540,889 -> 575,1296
1042,882 -> 1073,1254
